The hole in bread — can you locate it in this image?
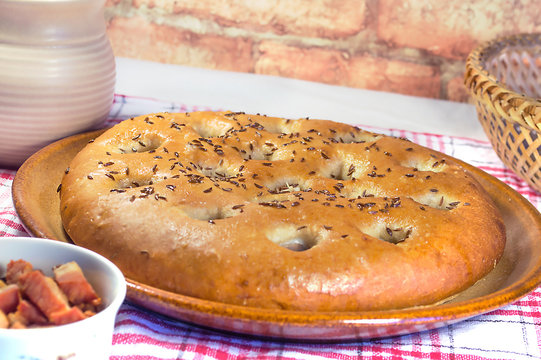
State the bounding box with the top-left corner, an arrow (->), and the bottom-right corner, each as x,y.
411,192 -> 461,210
250,145 -> 274,160
115,134 -> 163,154
345,186 -> 383,199
266,225 -> 320,251
190,119 -> 232,138
320,160 -> 349,180
265,178 -> 307,194
362,223 -> 412,244
319,156 -> 370,181
182,205 -> 241,221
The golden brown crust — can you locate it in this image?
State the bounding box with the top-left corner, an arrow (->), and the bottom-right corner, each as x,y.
59,111 -> 506,311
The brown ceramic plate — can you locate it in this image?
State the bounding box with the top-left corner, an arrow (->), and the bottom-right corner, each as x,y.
12,129 -> 541,341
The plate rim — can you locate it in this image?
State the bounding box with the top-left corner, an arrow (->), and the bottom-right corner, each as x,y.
11,128 -> 541,337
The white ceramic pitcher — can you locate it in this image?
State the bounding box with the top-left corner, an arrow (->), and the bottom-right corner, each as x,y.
0,0 -> 115,168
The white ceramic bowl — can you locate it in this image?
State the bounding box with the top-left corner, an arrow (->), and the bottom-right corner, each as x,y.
0,237 -> 126,360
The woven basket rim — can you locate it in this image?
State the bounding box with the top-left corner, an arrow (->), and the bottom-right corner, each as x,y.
465,33 -> 541,133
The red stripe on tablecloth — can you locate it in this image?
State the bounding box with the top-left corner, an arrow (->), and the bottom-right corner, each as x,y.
360,345 -> 435,359
0,171 -> 15,180
490,309 -> 541,319
113,332 -> 329,360
110,356 -> 180,360
478,165 -> 531,180
114,318 -> 362,359
428,330 -> 443,360
535,305 -> 541,360
476,166 -> 540,197
424,133 -> 435,153
0,217 -> 25,234
113,332 -> 244,358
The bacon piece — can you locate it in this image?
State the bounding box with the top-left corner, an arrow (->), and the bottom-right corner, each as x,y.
16,299 -> 48,326
0,310 -> 8,329
53,261 -> 102,306
17,270 -> 70,321
5,259 -> 33,284
0,284 -> 20,314
49,306 -> 86,325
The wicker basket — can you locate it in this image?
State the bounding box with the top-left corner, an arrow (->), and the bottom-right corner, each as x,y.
465,33 -> 541,193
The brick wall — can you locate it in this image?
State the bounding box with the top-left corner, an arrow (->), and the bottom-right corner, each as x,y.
105,0 -> 540,102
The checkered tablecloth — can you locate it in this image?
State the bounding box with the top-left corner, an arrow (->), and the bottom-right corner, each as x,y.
1,94 -> 541,359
